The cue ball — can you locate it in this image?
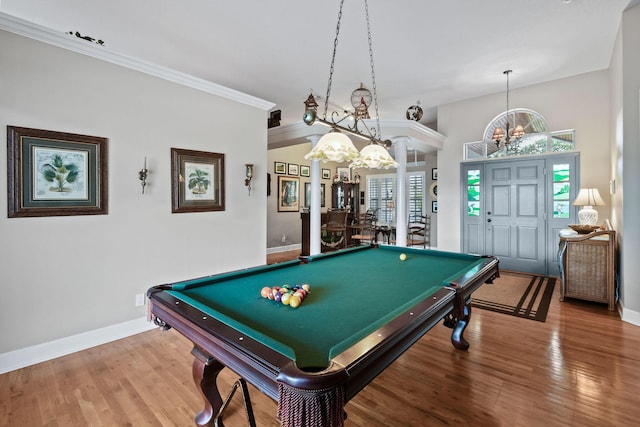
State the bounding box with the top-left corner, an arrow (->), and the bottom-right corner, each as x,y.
399,253 -> 407,261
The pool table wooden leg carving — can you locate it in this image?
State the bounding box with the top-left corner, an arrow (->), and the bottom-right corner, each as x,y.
446,303 -> 472,350
191,346 -> 225,427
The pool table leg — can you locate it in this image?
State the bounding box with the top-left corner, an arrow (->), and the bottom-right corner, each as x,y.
191,346 -> 225,427
443,293 -> 471,351
450,303 -> 471,351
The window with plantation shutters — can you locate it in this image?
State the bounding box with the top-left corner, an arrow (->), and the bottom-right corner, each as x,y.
366,172 -> 425,224
367,177 -> 380,218
407,174 -> 424,222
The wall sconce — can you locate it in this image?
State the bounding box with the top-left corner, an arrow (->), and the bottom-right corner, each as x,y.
245,164 -> 254,195
138,157 -> 148,194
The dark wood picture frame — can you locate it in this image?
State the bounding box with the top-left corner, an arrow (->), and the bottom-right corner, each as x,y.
432,168 -> 438,180
322,168 -> 331,179
304,182 -> 325,208
288,163 -> 299,176
274,161 -> 286,174
278,176 -> 299,212
7,126 -> 108,217
171,148 -> 225,213
300,165 -> 310,177
432,200 -> 438,213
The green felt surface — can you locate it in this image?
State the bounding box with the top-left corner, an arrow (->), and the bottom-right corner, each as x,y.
168,245 -> 483,369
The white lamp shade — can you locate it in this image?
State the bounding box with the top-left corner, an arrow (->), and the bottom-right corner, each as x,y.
572,188 -> 605,207
350,144 -> 398,169
304,131 -> 360,163
573,188 -> 605,226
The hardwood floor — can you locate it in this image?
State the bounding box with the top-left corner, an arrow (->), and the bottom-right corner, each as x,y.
266,249 -> 302,264
2,251 -> 639,426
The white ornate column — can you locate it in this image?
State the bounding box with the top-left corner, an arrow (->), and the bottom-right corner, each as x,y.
306,135 -> 322,255
393,137 -> 409,246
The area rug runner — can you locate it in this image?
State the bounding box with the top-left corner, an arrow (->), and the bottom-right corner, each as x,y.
471,271 -> 556,322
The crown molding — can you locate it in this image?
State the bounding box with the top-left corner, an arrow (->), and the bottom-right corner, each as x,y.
0,12 -> 275,111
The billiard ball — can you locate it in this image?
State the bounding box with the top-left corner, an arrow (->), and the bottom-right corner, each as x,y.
399,253 -> 407,261
289,296 -> 301,308
261,287 -> 271,298
281,293 -> 291,305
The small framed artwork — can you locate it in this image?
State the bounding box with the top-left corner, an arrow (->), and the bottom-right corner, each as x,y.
432,201 -> 438,213
267,173 -> 271,196
274,161 -> 286,174
304,182 -> 326,208
288,163 -> 299,176
278,176 -> 299,212
300,165 -> 310,177
7,126 -> 108,217
429,182 -> 438,198
432,168 -> 438,180
171,148 -> 225,213
322,168 -> 331,179
336,167 -> 351,182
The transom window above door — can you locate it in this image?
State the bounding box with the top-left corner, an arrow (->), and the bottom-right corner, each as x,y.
464,108 -> 575,160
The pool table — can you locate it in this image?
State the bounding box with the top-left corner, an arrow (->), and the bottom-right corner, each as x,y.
147,245 -> 499,427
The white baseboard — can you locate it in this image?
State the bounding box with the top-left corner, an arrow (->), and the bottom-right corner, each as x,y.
0,317 -> 155,374
266,244 -> 301,255
620,303 -> 640,327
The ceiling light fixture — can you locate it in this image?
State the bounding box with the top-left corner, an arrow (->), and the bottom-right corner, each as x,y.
303,0 -> 398,169
493,70 -> 525,149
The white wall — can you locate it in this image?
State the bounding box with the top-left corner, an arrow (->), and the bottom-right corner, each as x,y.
437,70 -> 611,252
0,30 -> 268,356
617,3 -> 640,319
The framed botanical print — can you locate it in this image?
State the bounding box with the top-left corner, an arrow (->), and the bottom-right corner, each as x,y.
7,126 -> 108,217
322,168 -> 331,179
278,176 -> 299,212
171,148 -> 225,213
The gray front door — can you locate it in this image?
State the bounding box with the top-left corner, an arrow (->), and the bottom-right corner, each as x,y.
461,154 -> 579,276
485,159 -> 546,273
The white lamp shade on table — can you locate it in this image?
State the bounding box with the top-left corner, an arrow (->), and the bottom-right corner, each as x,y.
572,188 -> 605,225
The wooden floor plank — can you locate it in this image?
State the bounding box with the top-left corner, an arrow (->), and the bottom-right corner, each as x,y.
2,252 -> 639,426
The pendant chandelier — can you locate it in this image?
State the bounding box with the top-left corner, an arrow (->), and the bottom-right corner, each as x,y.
493,70 -> 525,149
303,0 -> 398,169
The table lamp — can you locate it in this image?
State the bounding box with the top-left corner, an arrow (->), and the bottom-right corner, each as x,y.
572,188 -> 605,225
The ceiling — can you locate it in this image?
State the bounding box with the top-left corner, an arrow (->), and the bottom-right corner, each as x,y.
0,0 -> 632,133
